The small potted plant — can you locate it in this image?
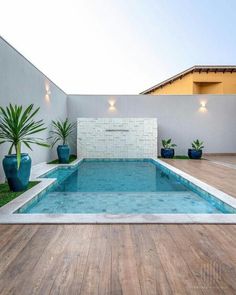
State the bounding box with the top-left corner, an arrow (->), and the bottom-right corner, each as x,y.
188,139 -> 204,159
0,104 -> 48,192
49,118 -> 75,164
161,139 -> 177,158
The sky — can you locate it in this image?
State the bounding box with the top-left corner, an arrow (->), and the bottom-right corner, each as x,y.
0,0 -> 236,94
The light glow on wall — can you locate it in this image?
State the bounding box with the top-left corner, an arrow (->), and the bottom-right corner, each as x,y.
45,80 -> 51,103
108,99 -> 116,112
199,101 -> 207,112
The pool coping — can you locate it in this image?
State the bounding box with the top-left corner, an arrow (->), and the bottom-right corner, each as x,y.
0,158 -> 236,224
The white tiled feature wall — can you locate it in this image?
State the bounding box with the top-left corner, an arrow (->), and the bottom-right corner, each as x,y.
77,118 -> 158,158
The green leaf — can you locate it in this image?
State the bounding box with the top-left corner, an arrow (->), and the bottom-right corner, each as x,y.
8,143 -> 14,155
162,138 -> 176,149
191,139 -> 204,150
16,142 -> 21,169
49,118 -> 75,148
23,141 -> 33,151
0,104 -> 48,159
162,139 -> 166,148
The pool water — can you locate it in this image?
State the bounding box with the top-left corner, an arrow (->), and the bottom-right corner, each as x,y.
19,159 -> 235,214
56,161 -> 188,192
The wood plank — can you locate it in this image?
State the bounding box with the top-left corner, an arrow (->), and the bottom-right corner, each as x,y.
182,224 -> 236,294
79,225 -> 111,295
0,224 -> 24,251
0,225 -> 56,294
110,225 -> 142,295
130,224 -> 172,295
0,225 -> 39,276
165,224 -> 226,294
16,224 -> 66,295
0,224 -> 20,238
0,224 -> 235,294
163,159 -> 236,198
53,225 -> 94,295
31,224 -> 93,295
148,224 -> 204,295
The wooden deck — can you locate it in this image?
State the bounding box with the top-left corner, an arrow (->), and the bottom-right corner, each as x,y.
0,224 -> 236,294
164,158 -> 236,198
204,155 -> 236,166
0,159 -> 236,294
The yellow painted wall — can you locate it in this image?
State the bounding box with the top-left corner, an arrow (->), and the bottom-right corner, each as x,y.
150,73 -> 193,94
193,82 -> 223,94
149,72 -> 236,95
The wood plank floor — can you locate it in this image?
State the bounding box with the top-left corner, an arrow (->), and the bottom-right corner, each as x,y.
164,159 -> 236,198
204,155 -> 236,165
1,159 -> 236,294
0,224 -> 236,295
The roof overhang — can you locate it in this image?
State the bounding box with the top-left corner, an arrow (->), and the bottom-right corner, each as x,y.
140,65 -> 236,94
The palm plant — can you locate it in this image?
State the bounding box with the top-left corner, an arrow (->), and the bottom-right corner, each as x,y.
49,118 -> 75,147
162,138 -> 177,149
191,139 -> 204,151
0,104 -> 48,168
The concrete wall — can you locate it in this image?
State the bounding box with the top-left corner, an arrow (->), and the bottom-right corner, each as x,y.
0,37 -> 67,181
68,94 -> 236,155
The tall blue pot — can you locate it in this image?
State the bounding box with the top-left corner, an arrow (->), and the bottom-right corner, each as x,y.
2,153 -> 32,192
57,145 -> 70,163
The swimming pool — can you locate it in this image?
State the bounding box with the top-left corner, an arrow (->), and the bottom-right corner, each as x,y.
17,159 -> 236,214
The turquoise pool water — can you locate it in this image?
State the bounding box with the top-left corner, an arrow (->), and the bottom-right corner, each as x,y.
19,159 -> 235,214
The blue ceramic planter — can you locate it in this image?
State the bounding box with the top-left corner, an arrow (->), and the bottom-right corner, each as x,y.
2,153 -> 31,192
188,149 -> 202,159
57,145 -> 70,163
161,148 -> 175,158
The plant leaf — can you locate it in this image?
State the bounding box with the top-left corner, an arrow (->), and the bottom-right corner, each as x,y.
0,104 -> 48,159
16,142 -> 21,169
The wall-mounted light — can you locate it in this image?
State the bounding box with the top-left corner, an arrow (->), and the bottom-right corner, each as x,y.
45,80 -> 51,103
108,99 -> 116,112
199,101 -> 207,112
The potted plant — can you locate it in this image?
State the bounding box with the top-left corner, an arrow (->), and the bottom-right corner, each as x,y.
188,139 -> 204,159
49,118 -> 75,163
161,139 -> 177,158
0,104 -> 48,192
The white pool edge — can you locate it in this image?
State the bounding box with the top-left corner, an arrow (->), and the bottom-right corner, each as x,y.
155,159 -> 236,209
0,157 -> 236,224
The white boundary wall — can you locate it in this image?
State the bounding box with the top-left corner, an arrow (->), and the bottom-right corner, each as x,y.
0,37 -> 67,182
68,94 -> 236,155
